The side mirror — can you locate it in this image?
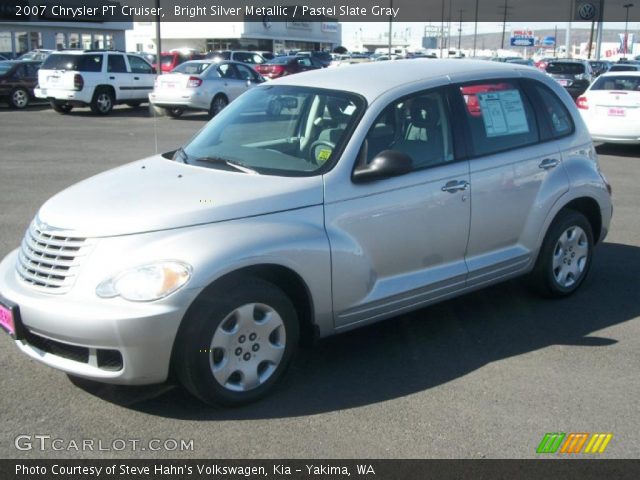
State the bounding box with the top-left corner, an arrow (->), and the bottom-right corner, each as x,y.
352,149 -> 413,183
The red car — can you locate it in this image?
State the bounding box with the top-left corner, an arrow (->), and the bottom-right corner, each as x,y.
153,51 -> 204,73
0,60 -> 41,108
254,56 -> 323,79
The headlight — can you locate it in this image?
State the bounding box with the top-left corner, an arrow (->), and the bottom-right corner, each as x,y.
96,261 -> 192,302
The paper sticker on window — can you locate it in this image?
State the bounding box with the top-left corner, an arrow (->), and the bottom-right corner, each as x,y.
316,148 -> 332,163
477,90 -> 529,138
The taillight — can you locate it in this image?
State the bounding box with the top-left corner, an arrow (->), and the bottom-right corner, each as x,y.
576,96 -> 588,110
73,74 -> 83,91
187,76 -> 202,88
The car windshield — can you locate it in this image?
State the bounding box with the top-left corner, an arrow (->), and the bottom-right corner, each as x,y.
182,85 -> 365,176
591,75 -> 640,91
0,62 -> 13,75
41,54 -> 102,72
172,61 -> 211,74
546,62 -> 585,74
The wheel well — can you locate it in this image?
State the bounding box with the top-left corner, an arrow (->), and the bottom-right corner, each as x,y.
95,85 -> 116,100
196,265 -> 317,345
561,197 -> 602,243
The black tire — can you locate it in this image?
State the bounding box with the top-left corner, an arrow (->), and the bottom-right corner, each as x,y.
529,209 -> 594,298
208,94 -> 228,117
9,88 -> 29,109
50,100 -> 73,114
90,87 -> 114,115
173,277 -> 299,406
166,107 -> 185,118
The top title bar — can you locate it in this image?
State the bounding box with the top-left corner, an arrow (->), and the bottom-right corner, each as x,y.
1,0 -> 639,22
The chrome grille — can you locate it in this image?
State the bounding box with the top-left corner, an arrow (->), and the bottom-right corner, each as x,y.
16,222 -> 92,293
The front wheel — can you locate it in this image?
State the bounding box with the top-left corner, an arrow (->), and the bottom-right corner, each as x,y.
529,210 -> 594,298
173,277 -> 299,406
166,107 -> 184,118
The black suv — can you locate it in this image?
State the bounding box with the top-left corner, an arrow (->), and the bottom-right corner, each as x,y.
545,60 -> 593,99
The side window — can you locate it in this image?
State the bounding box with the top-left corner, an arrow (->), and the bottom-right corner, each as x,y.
127,55 -> 152,74
234,52 -> 250,63
107,54 -> 127,73
217,63 -> 238,79
363,89 -> 454,170
458,80 -> 539,157
532,84 -> 574,138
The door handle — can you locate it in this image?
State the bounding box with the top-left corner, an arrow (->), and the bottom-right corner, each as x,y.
441,180 -> 469,193
134,76 -> 140,80
539,158 -> 560,170
109,76 -> 115,80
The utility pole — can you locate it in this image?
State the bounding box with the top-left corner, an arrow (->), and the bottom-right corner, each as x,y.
154,0 -> 161,75
623,3 -> 634,57
473,0 -> 479,57
500,0 -> 510,50
388,0 -> 393,56
440,0 -> 445,58
458,9 -> 464,51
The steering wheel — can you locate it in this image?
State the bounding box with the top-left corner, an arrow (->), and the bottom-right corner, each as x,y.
309,140 -> 335,165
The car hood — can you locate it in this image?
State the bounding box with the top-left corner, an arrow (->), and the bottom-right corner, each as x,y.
36,155 -> 324,237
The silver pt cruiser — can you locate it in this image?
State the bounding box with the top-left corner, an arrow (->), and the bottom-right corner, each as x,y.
0,60 -> 612,406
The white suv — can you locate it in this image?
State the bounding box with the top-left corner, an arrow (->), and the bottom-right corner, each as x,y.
35,50 -> 156,115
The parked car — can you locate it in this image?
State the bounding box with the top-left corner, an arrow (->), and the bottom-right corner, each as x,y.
589,60 -> 611,77
18,49 -> 53,62
205,50 -> 266,65
535,57 -> 557,71
154,51 -> 204,73
35,50 -> 156,115
0,60 -> 41,108
545,59 -> 593,99
252,51 -> 275,61
608,63 -> 640,73
505,58 -> 536,67
577,71 -> 640,144
0,60 -> 612,406
149,60 -> 263,118
254,55 -> 323,79
295,51 -> 333,68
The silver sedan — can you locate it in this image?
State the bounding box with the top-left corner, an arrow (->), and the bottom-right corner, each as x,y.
149,60 -> 264,118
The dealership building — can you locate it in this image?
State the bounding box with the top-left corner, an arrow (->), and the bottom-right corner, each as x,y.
126,21 -> 341,54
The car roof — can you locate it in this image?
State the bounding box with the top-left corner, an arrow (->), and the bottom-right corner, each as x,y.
600,70 -> 640,77
271,59 -> 538,101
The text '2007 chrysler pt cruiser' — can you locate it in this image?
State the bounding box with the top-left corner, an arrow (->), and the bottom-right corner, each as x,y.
0,60 -> 612,406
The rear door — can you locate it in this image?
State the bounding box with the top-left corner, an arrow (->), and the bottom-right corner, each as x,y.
452,78 -> 570,287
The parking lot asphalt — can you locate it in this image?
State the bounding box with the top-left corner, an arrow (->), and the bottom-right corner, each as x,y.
1,105 -> 639,459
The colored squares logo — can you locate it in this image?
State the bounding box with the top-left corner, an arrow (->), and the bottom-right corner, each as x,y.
537,433 -> 613,454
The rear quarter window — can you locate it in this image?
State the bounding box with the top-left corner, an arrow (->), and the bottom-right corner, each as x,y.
530,83 -> 574,138
42,54 -> 103,72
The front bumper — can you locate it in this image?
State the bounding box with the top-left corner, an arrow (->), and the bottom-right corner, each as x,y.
0,249 -> 197,385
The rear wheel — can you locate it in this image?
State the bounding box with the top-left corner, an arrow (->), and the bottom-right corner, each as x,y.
529,210 -> 594,297
209,94 -> 228,117
9,88 -> 29,109
90,88 -> 114,115
50,100 -> 73,114
173,277 -> 299,406
166,107 -> 185,118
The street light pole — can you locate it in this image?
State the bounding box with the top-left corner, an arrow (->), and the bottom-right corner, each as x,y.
623,3 -> 634,57
458,9 -> 463,51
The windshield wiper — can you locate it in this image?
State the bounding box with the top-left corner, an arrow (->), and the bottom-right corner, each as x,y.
194,156 -> 259,175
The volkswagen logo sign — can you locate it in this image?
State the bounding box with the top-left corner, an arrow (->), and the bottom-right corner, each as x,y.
578,2 -> 597,21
